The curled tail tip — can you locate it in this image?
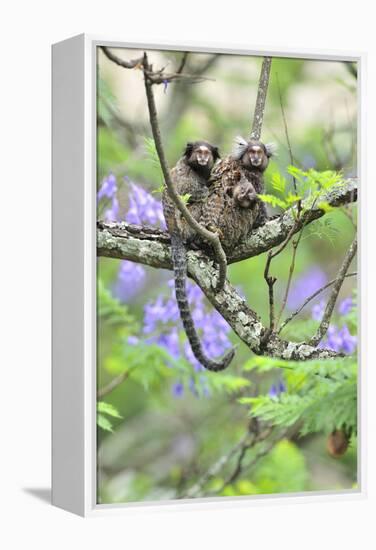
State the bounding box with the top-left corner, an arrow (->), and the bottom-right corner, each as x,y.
221,347 -> 236,368
203,346 -> 236,372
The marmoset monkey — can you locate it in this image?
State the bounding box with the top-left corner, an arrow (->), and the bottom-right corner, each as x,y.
162,141 -> 235,372
199,137 -> 276,250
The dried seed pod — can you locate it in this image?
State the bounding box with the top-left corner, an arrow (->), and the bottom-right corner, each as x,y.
327,429 -> 350,458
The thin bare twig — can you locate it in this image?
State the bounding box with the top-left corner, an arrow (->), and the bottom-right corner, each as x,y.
101,46 -> 212,85
213,428 -> 287,496
176,52 -> 189,74
263,217 -> 301,331
309,238 -> 357,346
279,272 -> 357,333
264,252 -> 277,330
97,371 -> 130,399
275,211 -> 312,327
101,46 -> 143,68
276,74 -> 300,205
179,432 -> 251,499
250,57 -> 272,140
142,52 -> 228,290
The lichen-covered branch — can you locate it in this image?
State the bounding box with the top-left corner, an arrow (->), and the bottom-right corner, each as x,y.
97,220 -> 350,363
98,178 -> 357,270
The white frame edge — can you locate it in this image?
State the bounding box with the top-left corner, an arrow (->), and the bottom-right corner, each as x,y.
51,34 -> 366,517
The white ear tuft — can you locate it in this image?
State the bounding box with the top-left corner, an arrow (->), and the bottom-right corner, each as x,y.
265,142 -> 278,157
232,136 -> 249,160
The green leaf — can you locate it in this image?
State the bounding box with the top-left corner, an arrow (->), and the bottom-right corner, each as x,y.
258,194 -> 288,210
97,413 -> 114,432
318,201 -> 335,213
98,279 -> 138,330
97,401 -> 123,419
286,193 -> 302,204
143,137 -> 163,184
180,193 -> 192,205
271,172 -> 287,195
209,375 -> 251,395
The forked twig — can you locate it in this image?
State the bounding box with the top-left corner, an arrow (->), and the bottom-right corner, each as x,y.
309,238 -> 357,346
279,271 -> 357,333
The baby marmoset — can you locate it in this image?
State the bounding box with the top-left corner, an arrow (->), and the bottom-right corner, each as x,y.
199,137 -> 276,251
162,141 -> 235,372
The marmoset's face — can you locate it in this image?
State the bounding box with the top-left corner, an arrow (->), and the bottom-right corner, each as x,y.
247,144 -> 265,167
233,182 -> 257,209
194,145 -> 213,166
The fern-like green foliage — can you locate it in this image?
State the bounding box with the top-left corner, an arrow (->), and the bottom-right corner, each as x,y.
260,166 -> 343,216
143,137 -> 164,185
239,355 -> 357,437
98,279 -> 138,331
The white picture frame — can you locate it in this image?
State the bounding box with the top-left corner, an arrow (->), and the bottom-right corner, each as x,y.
52,34 -> 365,517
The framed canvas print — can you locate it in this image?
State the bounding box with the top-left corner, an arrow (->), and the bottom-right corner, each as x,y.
52,35 -> 364,517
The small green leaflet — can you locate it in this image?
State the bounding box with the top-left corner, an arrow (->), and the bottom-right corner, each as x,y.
97,401 -> 122,432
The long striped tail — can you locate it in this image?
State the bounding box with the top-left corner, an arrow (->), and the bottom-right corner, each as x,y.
170,232 -> 235,372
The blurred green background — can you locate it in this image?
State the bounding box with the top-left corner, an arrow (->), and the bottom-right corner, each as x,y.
96,48 -> 358,504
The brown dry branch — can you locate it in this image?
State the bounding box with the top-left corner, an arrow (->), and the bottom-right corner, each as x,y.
101,46 -> 213,85
309,238 -> 357,347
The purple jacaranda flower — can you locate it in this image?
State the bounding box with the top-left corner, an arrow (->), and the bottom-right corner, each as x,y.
189,377 -> 200,397
113,260 -> 146,302
143,295 -> 169,334
156,328 -> 180,360
143,295 -> 179,334
138,279 -> 232,397
127,335 -> 139,346
126,182 -> 166,229
172,381 -> 184,398
288,268 -> 328,311
321,323 -> 357,355
324,325 -> 343,352
269,378 -> 286,399
97,173 -> 117,201
312,300 -> 326,321
184,341 -> 204,372
163,79 -> 169,93
104,196 -> 120,222
302,154 -> 317,170
338,297 -> 354,316
338,324 -> 357,354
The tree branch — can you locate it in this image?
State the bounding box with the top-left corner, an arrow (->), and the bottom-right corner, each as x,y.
309,238 -> 357,346
98,178 -> 357,268
97,186 -> 357,362
279,272 -> 357,333
250,57 -> 272,140
101,46 -> 213,85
